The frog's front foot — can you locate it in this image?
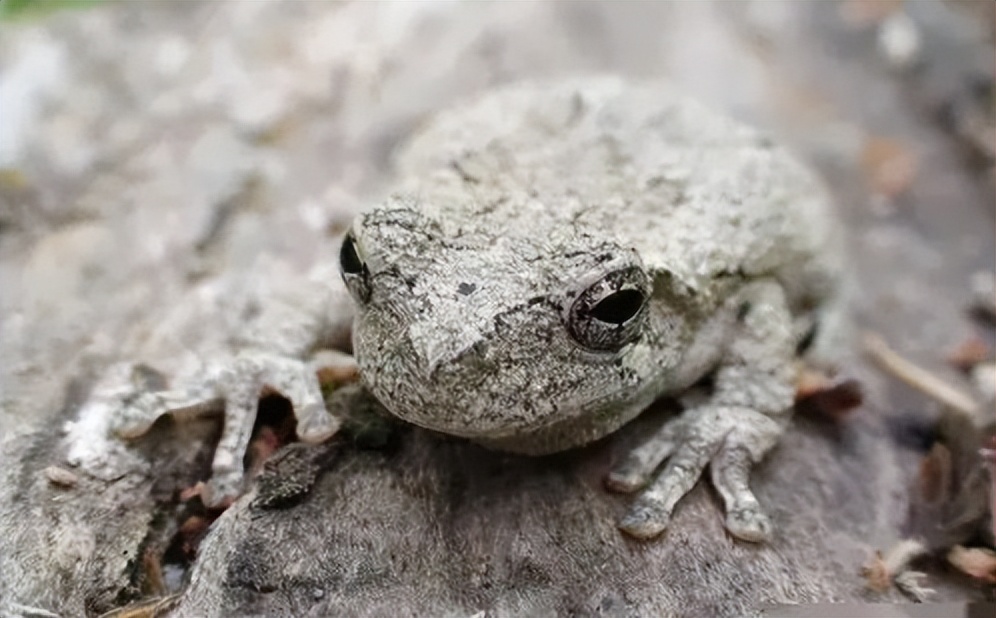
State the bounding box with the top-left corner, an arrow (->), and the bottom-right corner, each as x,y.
606,405 -> 785,543
109,352 -> 346,506
605,279 -> 797,542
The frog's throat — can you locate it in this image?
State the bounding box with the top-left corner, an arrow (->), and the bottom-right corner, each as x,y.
471,390 -> 660,455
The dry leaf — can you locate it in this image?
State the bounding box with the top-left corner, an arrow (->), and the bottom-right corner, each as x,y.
861,551 -> 892,592
142,546 -> 166,596
795,369 -> 864,421
796,367 -> 832,398
178,481 -> 205,502
178,515 -> 210,557
947,545 -> 996,583
917,442 -> 952,504
97,594 -> 180,618
946,336 -> 991,371
861,136 -> 919,198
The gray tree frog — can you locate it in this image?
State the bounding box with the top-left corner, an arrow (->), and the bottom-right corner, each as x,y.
105,77 -> 848,542
341,77 -> 848,542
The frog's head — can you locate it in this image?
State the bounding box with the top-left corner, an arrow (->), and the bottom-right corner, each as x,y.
339,196 -> 686,452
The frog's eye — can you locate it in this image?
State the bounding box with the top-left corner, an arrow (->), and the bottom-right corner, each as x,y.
566,267 -> 649,351
339,233 -> 370,303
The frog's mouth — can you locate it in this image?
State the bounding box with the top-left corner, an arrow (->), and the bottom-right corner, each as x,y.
468,390 -> 659,455
361,365 -> 659,455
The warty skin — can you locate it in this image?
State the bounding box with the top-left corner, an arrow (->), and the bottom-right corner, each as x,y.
342,77 -> 848,541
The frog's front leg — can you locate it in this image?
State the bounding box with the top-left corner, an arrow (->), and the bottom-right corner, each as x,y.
111,352 -> 342,506
606,279 -> 796,542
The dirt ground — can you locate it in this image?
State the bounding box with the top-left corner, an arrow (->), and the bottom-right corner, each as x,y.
0,1 -> 993,616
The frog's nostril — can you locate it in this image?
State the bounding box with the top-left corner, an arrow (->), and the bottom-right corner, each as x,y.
408,325 -> 490,382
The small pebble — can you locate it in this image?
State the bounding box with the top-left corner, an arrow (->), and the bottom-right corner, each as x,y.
44,466 -> 78,488
877,11 -> 921,70
971,361 -> 995,406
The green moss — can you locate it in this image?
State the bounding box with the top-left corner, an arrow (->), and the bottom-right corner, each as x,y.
0,0 -> 105,21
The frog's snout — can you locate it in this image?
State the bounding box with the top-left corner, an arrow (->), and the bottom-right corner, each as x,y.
407,327 -> 489,382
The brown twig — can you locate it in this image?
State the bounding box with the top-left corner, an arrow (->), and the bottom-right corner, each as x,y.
862,332 -> 979,420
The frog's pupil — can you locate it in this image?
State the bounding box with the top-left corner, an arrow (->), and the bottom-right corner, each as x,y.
340,236 -> 364,275
590,289 -> 644,324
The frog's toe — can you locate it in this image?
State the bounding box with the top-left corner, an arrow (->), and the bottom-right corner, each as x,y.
725,506 -> 772,543
112,390 -> 220,439
201,466 -> 245,508
256,355 -> 340,443
605,470 -> 645,494
618,502 -> 671,539
617,436 -> 716,539
296,401 -> 340,443
111,403 -> 162,440
605,421 -> 681,493
710,442 -> 776,543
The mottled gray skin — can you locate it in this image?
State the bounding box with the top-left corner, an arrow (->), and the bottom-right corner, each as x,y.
343,78 -> 848,541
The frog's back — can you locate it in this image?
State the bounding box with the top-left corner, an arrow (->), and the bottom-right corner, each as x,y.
397,77 -> 845,313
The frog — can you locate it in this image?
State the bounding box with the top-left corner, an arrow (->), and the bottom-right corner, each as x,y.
100,77 -> 848,542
